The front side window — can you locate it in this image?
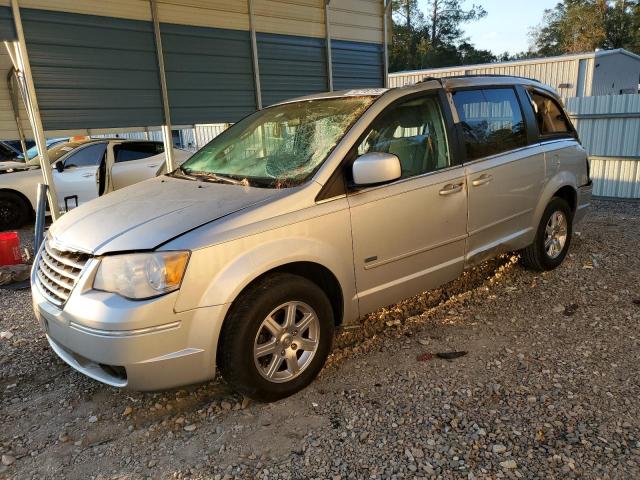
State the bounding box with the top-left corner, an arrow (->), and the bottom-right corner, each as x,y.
528,91 -> 572,135
63,143 -> 107,168
453,88 -> 527,160
356,96 -> 450,179
178,97 -> 375,188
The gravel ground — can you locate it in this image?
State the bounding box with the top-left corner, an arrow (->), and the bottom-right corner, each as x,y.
1,198 -> 639,480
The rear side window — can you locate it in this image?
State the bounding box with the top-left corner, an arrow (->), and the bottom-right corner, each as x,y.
452,88 -> 527,160
64,143 -> 107,168
114,142 -> 164,163
528,91 -> 573,136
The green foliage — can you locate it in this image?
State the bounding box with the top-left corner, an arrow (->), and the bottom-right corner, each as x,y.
390,0 -> 491,71
530,0 -> 639,55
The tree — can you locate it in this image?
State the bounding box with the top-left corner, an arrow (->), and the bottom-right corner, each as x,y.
389,0 -> 489,71
530,0 -> 639,56
426,0 -> 487,47
390,0 -> 426,71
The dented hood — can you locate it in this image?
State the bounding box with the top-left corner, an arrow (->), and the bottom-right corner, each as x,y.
49,176 -> 284,255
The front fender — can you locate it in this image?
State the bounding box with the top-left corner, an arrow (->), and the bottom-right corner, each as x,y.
173,206 -> 358,324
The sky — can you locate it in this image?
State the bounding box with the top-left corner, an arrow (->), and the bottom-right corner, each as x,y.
417,0 -> 559,55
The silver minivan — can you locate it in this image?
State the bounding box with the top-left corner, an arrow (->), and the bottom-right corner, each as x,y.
31,76 -> 591,401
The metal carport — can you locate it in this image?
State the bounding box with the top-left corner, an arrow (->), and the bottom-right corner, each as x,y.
0,0 -> 391,221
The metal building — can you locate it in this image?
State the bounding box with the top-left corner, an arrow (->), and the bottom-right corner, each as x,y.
0,0 -> 390,219
389,49 -> 640,98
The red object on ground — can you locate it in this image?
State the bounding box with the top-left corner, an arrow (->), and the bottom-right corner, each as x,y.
0,232 -> 23,266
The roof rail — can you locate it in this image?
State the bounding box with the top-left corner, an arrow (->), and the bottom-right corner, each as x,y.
414,73 -> 545,85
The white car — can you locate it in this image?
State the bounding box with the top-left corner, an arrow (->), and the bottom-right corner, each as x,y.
0,138 -> 191,229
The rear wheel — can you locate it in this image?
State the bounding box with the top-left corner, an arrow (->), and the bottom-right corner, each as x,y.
0,191 -> 31,230
218,273 -> 334,402
521,197 -> 573,271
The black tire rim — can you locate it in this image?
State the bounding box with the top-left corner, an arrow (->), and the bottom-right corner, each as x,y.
0,199 -> 20,229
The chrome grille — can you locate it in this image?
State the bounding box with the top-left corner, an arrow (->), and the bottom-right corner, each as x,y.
36,239 -> 90,306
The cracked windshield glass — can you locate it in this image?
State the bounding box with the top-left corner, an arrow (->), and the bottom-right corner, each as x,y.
176,96 -> 375,188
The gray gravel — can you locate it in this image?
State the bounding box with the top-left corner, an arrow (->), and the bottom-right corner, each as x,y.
1,198 -> 639,479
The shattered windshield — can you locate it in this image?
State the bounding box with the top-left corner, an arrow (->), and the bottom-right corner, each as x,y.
175,96 -> 375,188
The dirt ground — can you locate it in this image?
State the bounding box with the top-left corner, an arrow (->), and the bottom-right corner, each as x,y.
0,198 -> 639,479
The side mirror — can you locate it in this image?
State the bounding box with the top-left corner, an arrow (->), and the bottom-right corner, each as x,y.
352,152 -> 401,186
55,162 -> 64,173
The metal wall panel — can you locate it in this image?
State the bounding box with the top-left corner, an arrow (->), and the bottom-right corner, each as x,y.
254,0 -> 325,39
328,0 -> 383,44
591,52 -> 640,96
388,56 -> 598,98
0,47 -> 33,139
257,32 -> 328,106
589,157 -> 640,198
194,123 -> 229,147
565,94 -> 640,198
566,94 -> 640,157
0,5 -> 15,40
22,8 -> 163,131
161,23 -> 256,124
331,39 -> 383,90
157,0 -> 248,32
20,0 -> 152,21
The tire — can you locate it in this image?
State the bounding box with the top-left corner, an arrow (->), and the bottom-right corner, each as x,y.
521,197 -> 573,271
218,273 -> 335,402
0,191 -> 31,230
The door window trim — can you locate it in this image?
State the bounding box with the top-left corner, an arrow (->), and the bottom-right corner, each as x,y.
315,88 -> 463,202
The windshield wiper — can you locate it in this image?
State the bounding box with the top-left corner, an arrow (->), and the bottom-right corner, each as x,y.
183,170 -> 246,185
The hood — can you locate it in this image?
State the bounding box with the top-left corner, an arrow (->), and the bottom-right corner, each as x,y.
49,176 -> 287,255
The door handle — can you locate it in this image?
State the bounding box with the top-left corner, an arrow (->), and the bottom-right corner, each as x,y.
471,174 -> 493,187
147,163 -> 160,168
81,172 -> 94,178
439,183 -> 464,196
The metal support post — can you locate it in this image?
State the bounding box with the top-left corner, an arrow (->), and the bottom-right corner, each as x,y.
383,0 -> 391,88
325,0 -> 333,91
10,0 -> 60,220
150,0 -> 176,172
248,0 -> 262,110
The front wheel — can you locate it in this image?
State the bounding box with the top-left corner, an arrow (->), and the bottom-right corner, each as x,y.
521,197 -> 573,271
0,191 -> 31,230
218,273 -> 334,402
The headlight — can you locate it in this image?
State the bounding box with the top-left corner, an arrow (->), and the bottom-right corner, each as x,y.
93,251 -> 190,299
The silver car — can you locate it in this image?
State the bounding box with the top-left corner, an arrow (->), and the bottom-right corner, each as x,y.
31,76 -> 592,401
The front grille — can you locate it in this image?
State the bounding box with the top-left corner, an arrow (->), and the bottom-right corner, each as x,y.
36,239 -> 90,306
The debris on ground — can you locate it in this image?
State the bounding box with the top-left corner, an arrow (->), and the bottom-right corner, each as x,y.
1,200 -> 639,479
435,350 -> 468,360
416,352 -> 433,362
0,264 -> 30,286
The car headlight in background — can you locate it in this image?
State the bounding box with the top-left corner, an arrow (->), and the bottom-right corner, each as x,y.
93,251 -> 190,299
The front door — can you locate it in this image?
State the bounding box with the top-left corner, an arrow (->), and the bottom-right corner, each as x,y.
53,142 -> 107,212
451,87 -> 545,265
348,94 -> 468,316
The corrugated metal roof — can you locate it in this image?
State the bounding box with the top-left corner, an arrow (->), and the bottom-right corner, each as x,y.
389,48 -> 640,78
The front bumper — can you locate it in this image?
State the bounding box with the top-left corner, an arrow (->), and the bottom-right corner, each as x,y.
31,261 -> 227,391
